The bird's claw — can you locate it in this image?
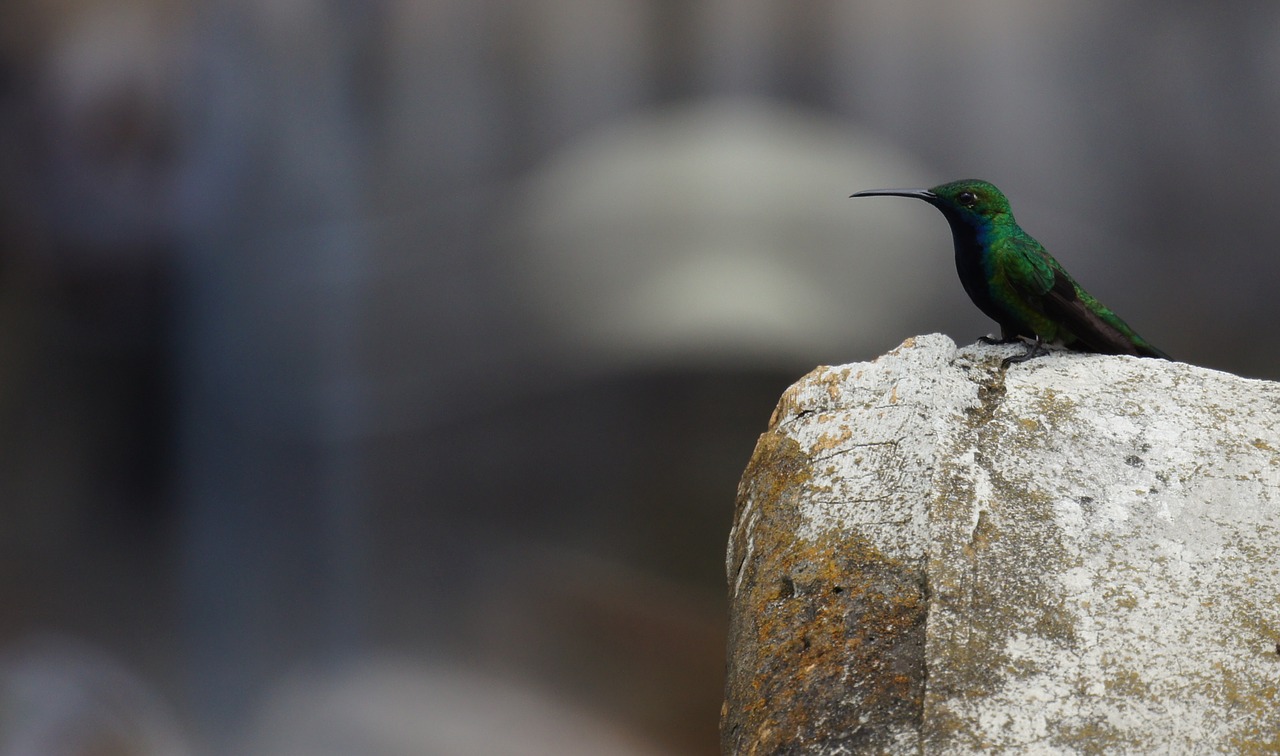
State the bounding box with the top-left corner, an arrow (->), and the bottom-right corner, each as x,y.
1001,337 -> 1048,367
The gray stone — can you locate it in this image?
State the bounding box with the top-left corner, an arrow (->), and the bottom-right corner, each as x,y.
724,334 -> 1280,754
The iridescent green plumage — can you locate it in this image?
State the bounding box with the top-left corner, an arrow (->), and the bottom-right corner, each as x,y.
852,179 -> 1168,363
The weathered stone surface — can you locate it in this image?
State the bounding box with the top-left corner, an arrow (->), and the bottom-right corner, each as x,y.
723,334 -> 1280,754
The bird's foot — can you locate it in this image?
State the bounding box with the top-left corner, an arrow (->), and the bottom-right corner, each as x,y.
1001,337 -> 1048,368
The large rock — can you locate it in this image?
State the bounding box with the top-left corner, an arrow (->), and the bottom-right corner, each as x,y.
723,334 -> 1280,754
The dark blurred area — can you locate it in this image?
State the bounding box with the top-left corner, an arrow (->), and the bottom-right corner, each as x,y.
1,2 -> 1277,754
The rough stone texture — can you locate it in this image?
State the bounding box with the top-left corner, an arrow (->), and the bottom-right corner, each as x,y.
723,334 -> 1280,755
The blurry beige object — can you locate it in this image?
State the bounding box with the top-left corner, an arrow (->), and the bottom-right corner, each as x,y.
241,659 -> 668,756
0,637 -> 191,756
507,96 -> 947,369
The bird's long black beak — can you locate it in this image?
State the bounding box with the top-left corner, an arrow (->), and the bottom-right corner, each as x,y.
849,188 -> 937,201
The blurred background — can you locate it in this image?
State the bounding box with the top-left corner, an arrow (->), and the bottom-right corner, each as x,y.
1,1 -> 1278,754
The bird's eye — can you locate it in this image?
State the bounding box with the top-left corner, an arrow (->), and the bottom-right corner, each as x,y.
957,191 -> 978,207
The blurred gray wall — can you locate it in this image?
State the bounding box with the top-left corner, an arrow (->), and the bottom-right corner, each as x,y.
2,1 -> 1279,753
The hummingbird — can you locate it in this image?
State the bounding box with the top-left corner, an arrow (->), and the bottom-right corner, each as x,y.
851,179 -> 1168,364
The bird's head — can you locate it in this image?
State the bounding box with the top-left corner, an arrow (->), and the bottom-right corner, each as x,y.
852,179 -> 1015,231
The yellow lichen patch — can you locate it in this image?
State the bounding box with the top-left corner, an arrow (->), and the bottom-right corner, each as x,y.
725,520 -> 926,753
742,433 -> 811,492
811,426 -> 854,455
1215,663 -> 1279,735
1111,594 -> 1138,610
1105,667 -> 1147,698
1232,728 -> 1280,755
727,432 -> 813,594
1031,386 -> 1078,428
1055,718 -> 1124,753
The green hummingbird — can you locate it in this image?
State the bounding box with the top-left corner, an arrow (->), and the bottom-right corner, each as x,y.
851,179 -> 1168,364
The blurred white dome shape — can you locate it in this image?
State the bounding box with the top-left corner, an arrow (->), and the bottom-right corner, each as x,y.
242,660 -> 668,756
0,637 -> 192,756
507,97 -> 949,369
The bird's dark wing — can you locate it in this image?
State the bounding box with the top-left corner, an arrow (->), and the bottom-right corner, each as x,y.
1040,271 -> 1146,355
1004,236 -> 1146,355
